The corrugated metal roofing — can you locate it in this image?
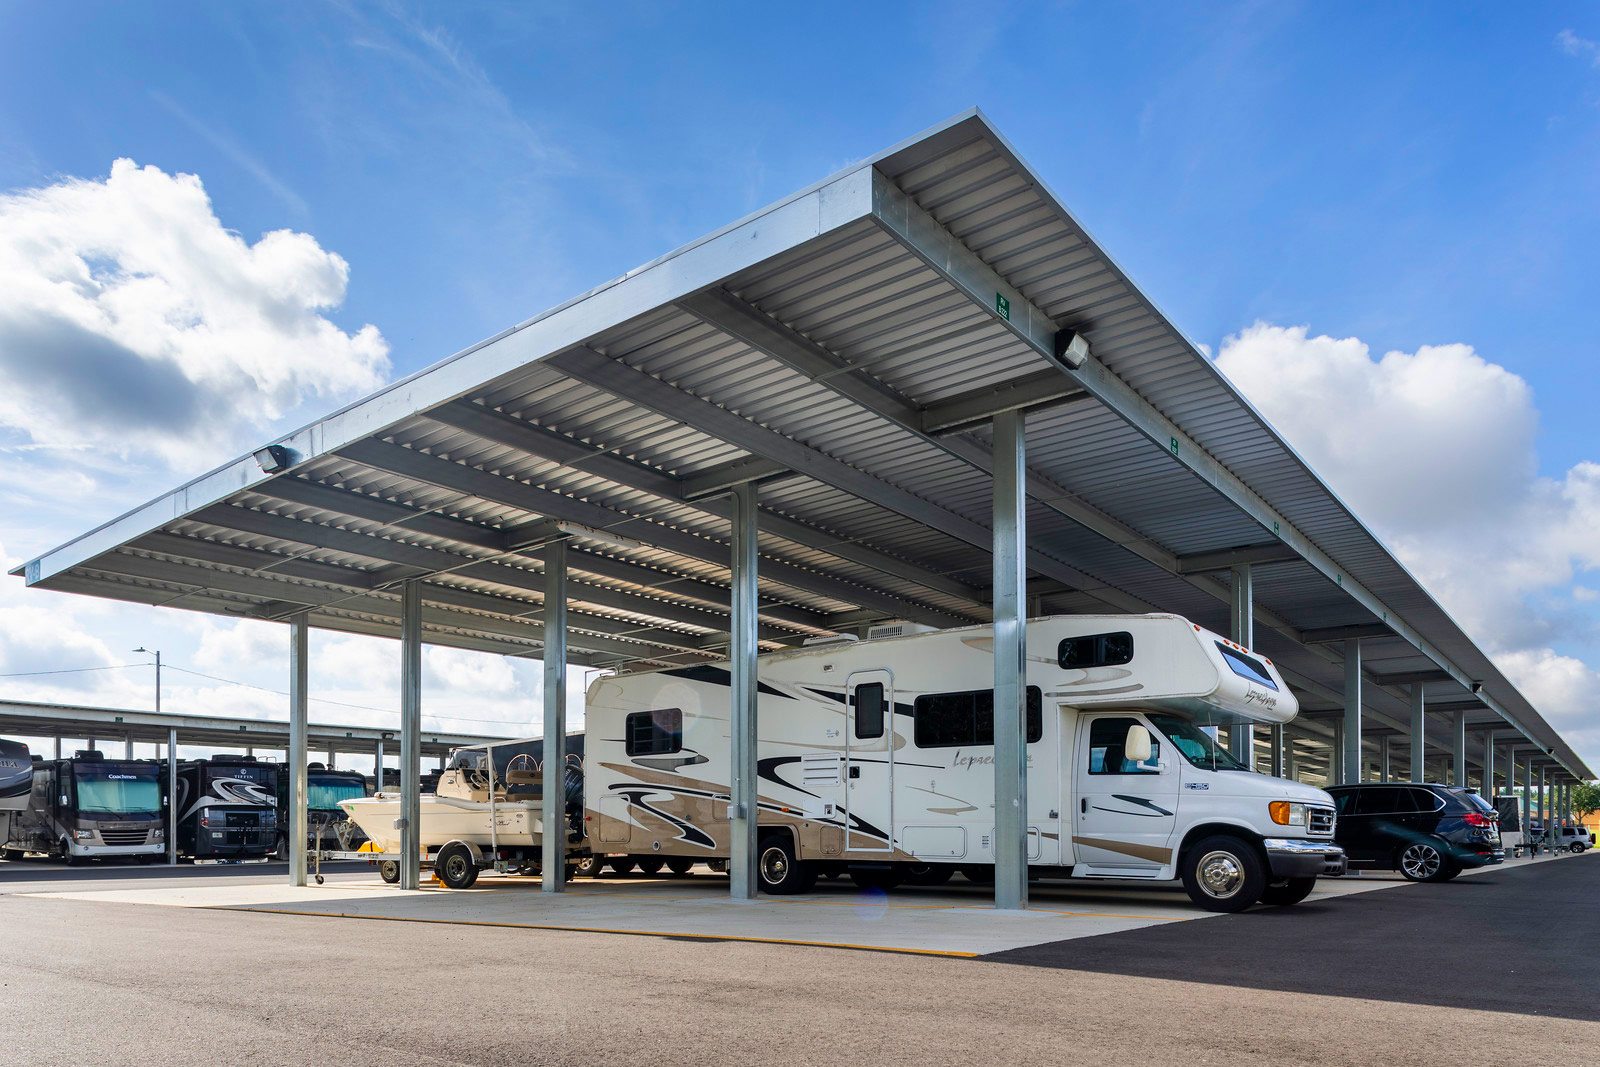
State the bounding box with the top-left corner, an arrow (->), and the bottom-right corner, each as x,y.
13,110 -> 1588,781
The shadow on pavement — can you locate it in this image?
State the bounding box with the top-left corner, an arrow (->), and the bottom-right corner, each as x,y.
985,856 -> 1600,1021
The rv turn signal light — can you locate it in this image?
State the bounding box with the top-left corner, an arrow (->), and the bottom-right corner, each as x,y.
1269,801 -> 1306,826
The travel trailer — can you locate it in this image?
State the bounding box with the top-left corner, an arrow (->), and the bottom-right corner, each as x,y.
3,751 -> 166,863
340,734 -> 588,888
0,739 -> 34,853
173,756 -> 278,862
585,613 -> 1345,912
272,764 -> 371,858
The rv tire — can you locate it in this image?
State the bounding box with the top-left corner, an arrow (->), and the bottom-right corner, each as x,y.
1,848 -> 23,862
573,854 -> 606,878
273,833 -> 289,861
635,857 -> 664,875
757,834 -> 815,895
1180,835 -> 1266,912
905,863 -> 954,886
1259,877 -> 1317,906
665,857 -> 695,876
608,857 -> 636,875
436,843 -> 478,889
848,866 -> 905,891
960,864 -> 994,884
60,840 -> 80,867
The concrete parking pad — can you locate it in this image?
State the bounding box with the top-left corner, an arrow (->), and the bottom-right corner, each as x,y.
24,856 -> 1404,956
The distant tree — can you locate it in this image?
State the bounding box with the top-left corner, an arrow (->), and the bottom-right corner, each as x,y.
1573,782 -> 1600,823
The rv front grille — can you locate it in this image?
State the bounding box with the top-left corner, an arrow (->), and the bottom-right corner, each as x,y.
100,829 -> 149,846
1307,807 -> 1335,836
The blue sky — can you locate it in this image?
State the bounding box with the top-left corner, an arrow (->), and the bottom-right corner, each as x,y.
0,1 -> 1597,764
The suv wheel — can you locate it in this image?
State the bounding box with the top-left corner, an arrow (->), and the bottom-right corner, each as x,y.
1180,835 -> 1266,912
1397,841 -> 1447,881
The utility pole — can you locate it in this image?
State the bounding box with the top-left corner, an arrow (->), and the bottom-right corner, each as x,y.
134,647 -> 161,713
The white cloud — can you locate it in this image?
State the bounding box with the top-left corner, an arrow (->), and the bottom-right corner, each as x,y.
1215,323 -> 1600,767
1495,648 -> 1600,766
0,158 -> 389,470
1558,29 -> 1600,68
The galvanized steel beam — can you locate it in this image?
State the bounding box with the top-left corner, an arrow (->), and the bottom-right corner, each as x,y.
288,612 -> 309,888
399,581 -> 423,890
992,411 -> 1029,911
542,541 -> 568,894
727,484 -> 759,901
1342,640 -> 1362,785
1410,685 -> 1426,782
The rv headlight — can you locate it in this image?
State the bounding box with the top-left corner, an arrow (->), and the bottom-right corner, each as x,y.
1269,801 -> 1307,827
153,828 -> 164,839
74,828 -> 95,841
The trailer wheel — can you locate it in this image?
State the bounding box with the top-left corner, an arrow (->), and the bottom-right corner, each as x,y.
379,861 -> 400,884
665,857 -> 695,876
1259,877 -> 1317,906
635,857 -> 664,876
905,863 -> 954,887
757,835 -> 816,895
436,844 -> 478,889
1180,835 -> 1266,912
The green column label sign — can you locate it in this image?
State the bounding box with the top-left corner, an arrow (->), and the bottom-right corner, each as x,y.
995,292 -> 1010,321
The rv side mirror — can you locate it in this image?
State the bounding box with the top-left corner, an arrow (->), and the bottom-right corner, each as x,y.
1125,724 -> 1153,764
60,795 -> 69,805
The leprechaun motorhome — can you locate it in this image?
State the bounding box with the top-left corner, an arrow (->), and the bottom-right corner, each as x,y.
584,613 -> 1344,911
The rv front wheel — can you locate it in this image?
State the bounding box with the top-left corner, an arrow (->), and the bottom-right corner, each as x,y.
60,840 -> 80,867
757,835 -> 816,895
1180,835 -> 1265,912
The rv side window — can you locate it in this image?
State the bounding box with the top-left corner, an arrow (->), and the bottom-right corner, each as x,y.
1058,631 -> 1134,669
625,709 -> 683,757
1087,717 -> 1161,775
913,687 -> 1042,748
853,683 -> 885,740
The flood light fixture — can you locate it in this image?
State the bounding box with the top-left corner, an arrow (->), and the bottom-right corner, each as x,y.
253,444 -> 295,474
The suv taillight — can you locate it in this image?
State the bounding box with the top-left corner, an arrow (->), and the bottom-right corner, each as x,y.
1463,811 -> 1496,829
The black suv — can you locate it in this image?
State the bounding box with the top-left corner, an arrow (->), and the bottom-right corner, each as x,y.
1325,783 -> 1505,881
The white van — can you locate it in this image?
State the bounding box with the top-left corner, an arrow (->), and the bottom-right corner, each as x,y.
584,613 -> 1344,912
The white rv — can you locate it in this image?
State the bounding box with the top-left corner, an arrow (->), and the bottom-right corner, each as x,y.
584,613 -> 1344,911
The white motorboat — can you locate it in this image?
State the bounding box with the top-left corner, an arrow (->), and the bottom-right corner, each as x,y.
340,746 -> 558,855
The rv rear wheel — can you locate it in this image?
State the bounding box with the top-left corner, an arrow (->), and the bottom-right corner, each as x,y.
378,860 -> 400,884
1180,835 -> 1266,912
757,835 -> 816,895
905,863 -> 954,887
635,857 -> 664,875
1259,877 -> 1317,906
848,867 -> 905,891
607,857 -> 636,876
435,844 -> 479,890
1,848 -> 23,862
665,857 -> 695,876
960,864 -> 994,884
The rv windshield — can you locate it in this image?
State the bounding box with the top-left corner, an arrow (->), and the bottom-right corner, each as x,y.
1146,714 -> 1248,773
73,769 -> 161,814
307,778 -> 366,809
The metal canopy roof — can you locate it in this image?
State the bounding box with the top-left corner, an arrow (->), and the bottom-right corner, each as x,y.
15,109 -> 1589,782
0,699 -> 499,757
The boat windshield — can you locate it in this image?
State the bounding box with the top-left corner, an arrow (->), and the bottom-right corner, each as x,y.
73,768 -> 161,815
1146,714 -> 1249,773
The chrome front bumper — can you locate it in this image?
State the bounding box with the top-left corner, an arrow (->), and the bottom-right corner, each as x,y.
1264,837 -> 1346,878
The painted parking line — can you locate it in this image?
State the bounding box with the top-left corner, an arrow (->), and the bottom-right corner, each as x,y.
206,905 -> 982,958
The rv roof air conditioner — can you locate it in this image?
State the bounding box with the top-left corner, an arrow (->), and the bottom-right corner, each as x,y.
865,620 -> 938,641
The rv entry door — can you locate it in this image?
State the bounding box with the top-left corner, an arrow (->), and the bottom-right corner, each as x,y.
845,670 -> 894,852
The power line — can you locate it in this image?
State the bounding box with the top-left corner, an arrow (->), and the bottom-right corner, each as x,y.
0,662 -> 142,679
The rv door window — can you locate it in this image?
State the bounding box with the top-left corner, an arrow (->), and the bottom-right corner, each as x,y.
853,683 -> 885,740
913,687 -> 1042,748
1086,717 -> 1161,775
625,709 -> 684,756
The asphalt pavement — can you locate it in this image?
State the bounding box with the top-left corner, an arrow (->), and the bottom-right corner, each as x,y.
989,852 -> 1600,1019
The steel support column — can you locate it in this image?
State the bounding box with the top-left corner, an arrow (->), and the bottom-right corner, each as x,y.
166,727 -> 177,866
1228,563 -> 1255,771
288,612 -> 309,888
399,580 -> 423,890
375,739 -> 384,792
992,410 -> 1029,911
541,540 -> 568,894
1537,765 -> 1546,844
1379,735 -> 1391,783
1409,685 -> 1425,782
727,483 -> 759,901
1342,641 -> 1362,784
1483,733 -> 1496,797
1453,712 -> 1467,788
